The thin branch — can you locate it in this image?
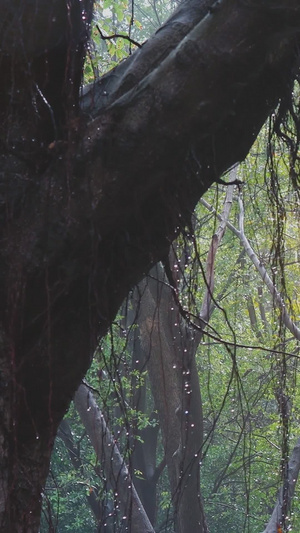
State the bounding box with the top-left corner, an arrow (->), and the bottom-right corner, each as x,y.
96,25 -> 142,48
237,194 -> 300,341
199,193 -> 300,341
200,179 -> 235,323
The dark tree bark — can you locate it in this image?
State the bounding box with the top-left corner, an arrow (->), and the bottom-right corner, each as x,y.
0,0 -> 300,530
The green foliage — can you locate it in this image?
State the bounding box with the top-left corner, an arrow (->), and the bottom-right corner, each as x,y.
41,422 -> 97,532
186,130 -> 300,531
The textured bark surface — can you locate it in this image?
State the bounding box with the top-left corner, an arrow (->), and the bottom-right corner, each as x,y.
0,0 -> 300,530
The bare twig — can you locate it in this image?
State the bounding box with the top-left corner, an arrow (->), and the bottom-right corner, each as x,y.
96,25 -> 142,48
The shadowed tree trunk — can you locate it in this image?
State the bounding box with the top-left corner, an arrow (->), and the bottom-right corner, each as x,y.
1,0 -> 300,530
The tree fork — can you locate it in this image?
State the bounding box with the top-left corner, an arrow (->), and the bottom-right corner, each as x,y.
0,0 -> 300,530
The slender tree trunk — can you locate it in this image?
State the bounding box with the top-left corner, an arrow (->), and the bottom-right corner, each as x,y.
0,365 -> 52,532
137,265 -> 205,533
262,438 -> 300,533
125,317 -> 160,525
74,383 -> 155,533
135,185 -> 235,532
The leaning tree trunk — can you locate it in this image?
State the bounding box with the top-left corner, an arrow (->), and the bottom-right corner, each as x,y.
0,0 -> 300,530
74,383 -> 155,533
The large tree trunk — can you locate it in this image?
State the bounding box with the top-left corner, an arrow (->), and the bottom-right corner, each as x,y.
0,0 -> 300,529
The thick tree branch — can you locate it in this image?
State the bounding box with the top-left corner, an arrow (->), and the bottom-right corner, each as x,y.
81,0 -> 216,115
